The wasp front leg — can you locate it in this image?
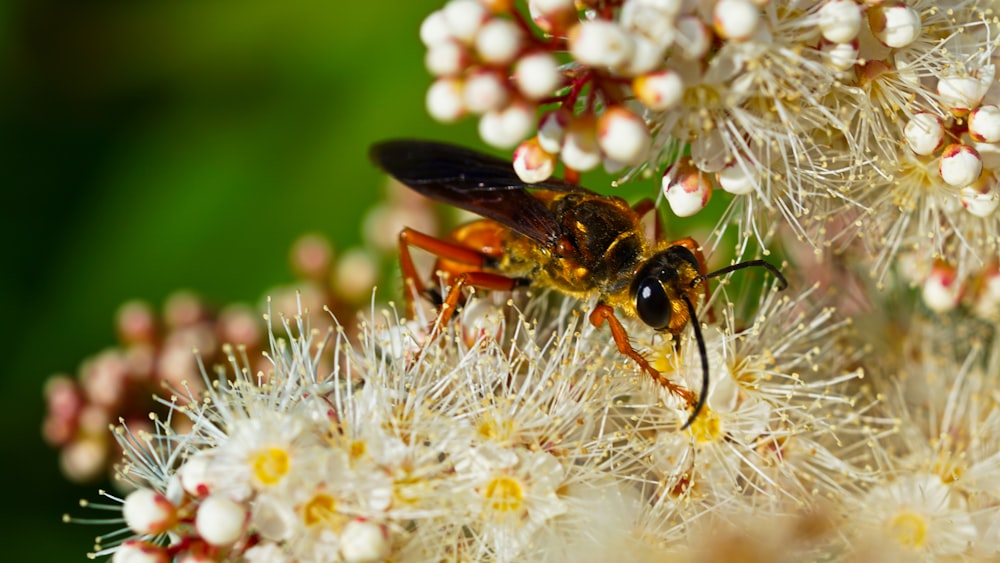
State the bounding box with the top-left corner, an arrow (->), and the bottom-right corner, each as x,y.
589,303 -> 695,406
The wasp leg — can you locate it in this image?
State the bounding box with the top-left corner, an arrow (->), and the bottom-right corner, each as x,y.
589,303 -> 695,406
632,198 -> 664,242
398,227 -> 487,318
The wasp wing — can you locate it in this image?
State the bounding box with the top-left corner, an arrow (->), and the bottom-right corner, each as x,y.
370,139 -> 592,247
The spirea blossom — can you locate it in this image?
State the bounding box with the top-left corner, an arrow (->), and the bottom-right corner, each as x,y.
418,0 -> 1000,294
69,279 -> 891,562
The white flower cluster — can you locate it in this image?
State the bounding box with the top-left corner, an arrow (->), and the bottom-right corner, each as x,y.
419,0 -> 1000,304
80,283 -> 945,562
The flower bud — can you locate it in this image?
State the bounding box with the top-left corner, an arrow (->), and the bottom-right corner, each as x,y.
817,0 -> 862,43
426,78 -> 466,122
475,17 -> 523,65
341,519 -> 391,563
513,137 -> 556,183
443,0 -> 489,42
479,99 -> 535,148
463,70 -> 510,114
634,69 -> 684,111
568,20 -> 634,68
903,112 -> 944,156
561,115 -> 601,171
922,262 -> 961,313
969,104 -> 1000,143
960,174 -> 1000,217
821,40 -> 858,71
597,106 -> 651,165
123,488 -> 177,535
425,40 -> 467,77
537,108 -> 571,154
937,74 -> 991,114
717,160 -> 757,195
195,495 -> 246,546
713,0 -> 760,41
938,144 -> 982,187
868,4 -> 921,48
514,52 -> 561,100
663,161 -> 712,217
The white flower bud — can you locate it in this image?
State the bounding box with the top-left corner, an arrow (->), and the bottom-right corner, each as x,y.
341,519 -> 391,563
937,74 -> 991,114
479,99 -> 535,148
122,489 -> 177,535
663,162 -> 712,217
112,540 -> 169,563
922,263 -> 961,313
938,144 -> 982,187
443,0 -> 489,42
514,52 -> 561,100
537,108 -> 571,154
821,40 -> 858,71
903,112 -> 944,156
969,105 -> 1000,143
561,116 -> 601,171
597,106 -> 651,165
420,10 -> 453,47
817,0 -> 862,43
960,175 -> 1000,217
425,40 -> 467,77
634,69 -> 684,111
675,15 -> 711,60
528,0 -> 576,33
426,78 -> 466,122
196,495 -> 246,546
513,137 -> 556,183
463,70 -> 509,114
475,18 -> 523,65
713,0 -> 760,41
568,20 -> 634,68
868,4 -> 921,48
717,161 -> 757,195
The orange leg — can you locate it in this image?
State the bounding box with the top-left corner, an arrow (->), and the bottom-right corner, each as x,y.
398,227 -> 487,317
589,303 -> 695,406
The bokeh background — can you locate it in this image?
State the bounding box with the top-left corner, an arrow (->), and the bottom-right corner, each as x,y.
2,2 -> 718,559
3,0 -> 449,559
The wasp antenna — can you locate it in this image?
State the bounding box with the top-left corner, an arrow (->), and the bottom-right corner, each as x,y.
691,259 -> 788,291
678,294 -> 709,431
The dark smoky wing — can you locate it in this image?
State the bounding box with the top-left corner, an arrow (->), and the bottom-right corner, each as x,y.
369,139 -> 591,246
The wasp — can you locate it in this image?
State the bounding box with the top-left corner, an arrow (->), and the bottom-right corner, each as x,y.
370,139 -> 787,429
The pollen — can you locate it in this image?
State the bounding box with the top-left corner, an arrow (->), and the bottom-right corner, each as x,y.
251,447 -> 290,486
889,511 -> 928,549
483,475 -> 525,513
687,408 -> 723,444
302,492 -> 341,528
477,416 -> 515,441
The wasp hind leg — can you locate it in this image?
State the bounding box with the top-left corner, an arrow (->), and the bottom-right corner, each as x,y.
397,227 -> 518,341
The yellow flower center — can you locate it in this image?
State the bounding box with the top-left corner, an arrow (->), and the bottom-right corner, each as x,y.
477,416 -> 515,441
890,511 -> 928,549
251,447 -> 290,486
302,493 -> 342,529
483,475 -> 524,513
687,408 -> 723,444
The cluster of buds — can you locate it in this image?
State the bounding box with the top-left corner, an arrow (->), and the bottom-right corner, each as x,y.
419,0 -> 1000,276
903,105 -> 1000,219
42,234 -> 386,485
42,293 -> 264,484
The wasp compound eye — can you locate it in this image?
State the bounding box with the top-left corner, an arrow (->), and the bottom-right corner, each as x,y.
635,278 -> 671,330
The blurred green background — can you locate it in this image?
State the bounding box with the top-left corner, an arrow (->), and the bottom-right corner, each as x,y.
2,0 -> 454,559
2,2 -> 722,559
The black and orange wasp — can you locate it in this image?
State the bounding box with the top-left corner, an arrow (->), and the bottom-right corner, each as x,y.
370,139 -> 787,428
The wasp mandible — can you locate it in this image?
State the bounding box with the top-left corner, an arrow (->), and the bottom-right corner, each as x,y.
370,139 -> 787,429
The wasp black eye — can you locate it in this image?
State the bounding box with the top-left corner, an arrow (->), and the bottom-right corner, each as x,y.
635,278 -> 671,329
